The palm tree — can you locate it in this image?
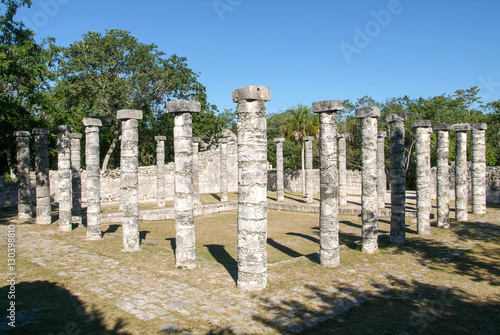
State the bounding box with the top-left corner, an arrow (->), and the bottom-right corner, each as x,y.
282,104 -> 319,197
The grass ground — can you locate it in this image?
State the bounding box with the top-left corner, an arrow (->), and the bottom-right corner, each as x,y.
0,194 -> 499,334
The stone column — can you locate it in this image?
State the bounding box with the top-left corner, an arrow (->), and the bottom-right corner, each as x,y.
119,134 -> 124,211
54,125 -> 73,231
117,110 -> 143,251
33,128 -> 51,224
70,133 -> 83,223
83,118 -> 103,240
452,123 -> 470,221
313,100 -> 342,267
471,123 -> 487,214
192,137 -> 201,205
355,107 -> 380,254
166,100 -> 200,268
155,136 -> 166,208
432,124 -> 451,228
338,133 -> 348,206
273,138 -> 285,202
15,131 -> 32,219
387,114 -> 406,244
233,85 -> 270,291
412,120 -> 432,235
219,138 -> 229,202
377,131 -> 387,208
303,136 -> 314,204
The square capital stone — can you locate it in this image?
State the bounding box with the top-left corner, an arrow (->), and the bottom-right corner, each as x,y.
165,100 -> 201,113
14,131 -> 30,137
386,113 -> 406,123
232,85 -> 271,103
82,118 -> 102,127
70,133 -> 82,139
451,123 -> 470,132
312,100 -> 343,113
273,138 -> 285,143
377,131 -> 387,138
338,132 -> 349,139
53,125 -> 73,133
155,136 -> 166,141
32,128 -> 49,135
218,138 -> 229,144
303,136 -> 314,142
471,123 -> 487,130
432,123 -> 451,132
117,109 -> 143,120
355,106 -> 380,118
411,120 -> 432,128
192,137 -> 201,143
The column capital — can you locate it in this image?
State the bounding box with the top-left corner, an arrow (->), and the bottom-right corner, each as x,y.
155,136 -> 166,141
273,138 -> 285,143
192,137 -> 202,143
338,132 -> 349,139
312,100 -> 343,113
232,85 -> 271,103
83,118 -> 102,127
32,128 -> 49,135
451,123 -> 470,132
166,100 -> 201,113
386,113 -> 406,123
377,131 -> 387,138
432,123 -> 451,132
53,125 -> 73,133
117,109 -> 143,120
218,138 -> 229,144
70,133 -> 82,139
14,131 -> 30,137
471,123 -> 487,130
355,106 -> 380,118
302,136 -> 314,142
411,120 -> 432,128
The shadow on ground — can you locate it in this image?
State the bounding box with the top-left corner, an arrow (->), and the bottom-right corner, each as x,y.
0,281 -> 129,334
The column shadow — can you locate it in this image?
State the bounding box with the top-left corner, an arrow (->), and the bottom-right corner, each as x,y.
204,244 -> 238,283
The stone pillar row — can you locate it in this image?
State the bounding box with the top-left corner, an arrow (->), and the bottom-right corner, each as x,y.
337,133 -> 348,206
155,136 -> 166,208
273,138 -> 285,202
15,131 -> 32,220
54,125 -> 73,232
33,128 -> 51,224
70,133 -> 82,223
433,124 -> 451,228
412,120 -> 432,235
453,123 -> 470,221
303,136 -> 314,204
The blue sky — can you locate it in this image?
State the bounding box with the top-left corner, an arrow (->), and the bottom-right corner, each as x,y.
16,0 -> 500,115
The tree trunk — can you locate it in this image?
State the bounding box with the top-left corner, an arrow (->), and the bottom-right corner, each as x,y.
101,120 -> 120,172
301,140 -> 306,197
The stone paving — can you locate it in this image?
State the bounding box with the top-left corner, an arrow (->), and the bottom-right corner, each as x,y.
2,206 -> 499,334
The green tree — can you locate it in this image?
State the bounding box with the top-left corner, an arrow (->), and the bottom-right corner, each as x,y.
0,0 -> 58,176
52,29 -> 219,170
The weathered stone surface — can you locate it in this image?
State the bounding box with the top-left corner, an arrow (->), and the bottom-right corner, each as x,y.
312,100 -> 343,113
377,131 -> 387,209
274,138 -> 285,202
355,107 -> 380,118
232,85 -> 271,102
15,131 -> 32,219
433,125 -> 451,228
155,136 -> 166,208
454,125 -> 469,221
84,119 -> 103,240
234,85 -> 269,291
412,121 -> 432,235
192,138 -> 201,204
117,109 -> 144,120
33,128 -> 51,224
219,138 -> 229,202
303,136 -> 314,204
471,124 -> 487,214
54,125 -> 73,231
166,100 -> 201,113
338,133 -> 348,206
170,100 -> 200,267
388,114 -> 406,244
314,103 -> 340,267
356,108 -> 379,253
119,111 -> 142,251
70,133 -> 83,220
451,123 -> 470,132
